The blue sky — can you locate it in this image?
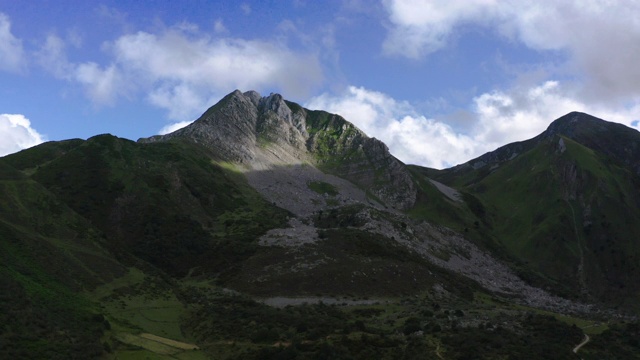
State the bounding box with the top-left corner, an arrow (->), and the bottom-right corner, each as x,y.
1,0 -> 640,168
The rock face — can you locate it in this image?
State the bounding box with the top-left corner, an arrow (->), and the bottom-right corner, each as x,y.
140,90 -> 416,210
139,90 -> 317,166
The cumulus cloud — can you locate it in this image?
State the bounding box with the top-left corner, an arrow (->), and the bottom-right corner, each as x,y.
382,0 -> 499,58
471,81 -> 580,146
307,86 -> 476,168
0,13 -> 25,73
158,120 -> 193,135
473,81 -> 640,146
37,25 -> 324,122
0,114 -> 45,156
74,62 -> 128,105
37,35 -> 130,105
113,29 -> 322,121
307,83 -> 640,168
382,0 -> 640,102
112,29 -> 322,98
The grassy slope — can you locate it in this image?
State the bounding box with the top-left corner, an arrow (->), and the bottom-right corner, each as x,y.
581,322 -> 640,359
0,159 -> 119,359
11,134 -> 290,279
423,135 -> 640,304
296,103 -> 410,209
469,138 -> 576,285
1,135 -> 290,359
3,126 -> 640,358
405,166 -> 474,228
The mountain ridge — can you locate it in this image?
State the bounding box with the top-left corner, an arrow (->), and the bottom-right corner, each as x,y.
438,111 -> 640,182
426,111 -> 640,307
139,89 -> 417,210
2,90 -> 640,359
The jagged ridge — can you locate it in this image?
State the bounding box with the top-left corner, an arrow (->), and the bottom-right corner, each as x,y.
140,90 -> 416,210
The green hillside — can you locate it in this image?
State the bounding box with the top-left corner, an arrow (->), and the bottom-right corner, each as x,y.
2,104 -> 639,359
0,158 -> 121,358
12,134 -> 291,278
425,117 -> 640,307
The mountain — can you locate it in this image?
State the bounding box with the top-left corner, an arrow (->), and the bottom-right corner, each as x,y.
0,147 -> 125,358
425,112 -> 640,307
1,92 -> 639,359
140,90 -> 416,210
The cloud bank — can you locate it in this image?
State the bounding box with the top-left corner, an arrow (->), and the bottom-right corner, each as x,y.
0,114 -> 45,157
307,86 -> 474,168
307,83 -> 640,169
383,0 -> 640,103
38,24 -> 324,130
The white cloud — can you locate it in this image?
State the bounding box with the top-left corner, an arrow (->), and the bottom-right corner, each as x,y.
158,120 -> 193,135
38,26 -> 323,121
37,35 -> 130,105
241,3 -> 252,15
73,62 -> 128,105
307,86 -> 476,168
0,13 -> 25,73
382,0 -> 640,102
382,0 -> 499,58
37,34 -> 71,77
472,81 -> 640,142
473,81 -> 640,147
471,81 -> 580,146
307,83 -> 640,168
148,83 -> 209,121
112,30 -> 322,95
0,114 -> 45,156
111,28 -> 322,120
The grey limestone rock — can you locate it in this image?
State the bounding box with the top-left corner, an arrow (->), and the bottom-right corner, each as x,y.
139,89 -> 417,210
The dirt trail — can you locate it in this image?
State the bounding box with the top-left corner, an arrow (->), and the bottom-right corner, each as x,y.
139,333 -> 199,350
573,334 -> 590,356
435,343 -> 445,359
259,296 -> 383,308
115,332 -> 199,355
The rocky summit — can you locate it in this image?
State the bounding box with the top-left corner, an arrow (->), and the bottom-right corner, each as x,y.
2,90 -> 640,359
140,89 -> 417,210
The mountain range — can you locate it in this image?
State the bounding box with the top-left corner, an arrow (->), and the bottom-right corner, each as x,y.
1,89 -> 639,359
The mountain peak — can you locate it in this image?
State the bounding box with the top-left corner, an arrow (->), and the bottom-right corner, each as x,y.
139,89 -> 417,209
543,111 -> 640,174
544,111 -> 610,138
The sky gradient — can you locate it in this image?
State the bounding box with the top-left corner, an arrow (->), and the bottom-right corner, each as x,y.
1,0 -> 640,168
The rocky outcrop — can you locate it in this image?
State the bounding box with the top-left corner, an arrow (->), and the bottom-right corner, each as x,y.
139,90 -> 417,210
140,90 -> 312,165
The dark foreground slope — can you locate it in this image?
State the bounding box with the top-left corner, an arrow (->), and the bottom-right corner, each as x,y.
0,154 -> 122,358
4,134 -> 291,278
